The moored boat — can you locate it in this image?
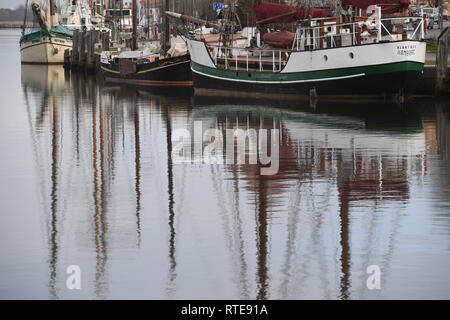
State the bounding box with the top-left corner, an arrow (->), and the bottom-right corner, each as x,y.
20,0 -> 73,65
100,0 -> 192,87
100,49 -> 192,86
168,1 -> 427,98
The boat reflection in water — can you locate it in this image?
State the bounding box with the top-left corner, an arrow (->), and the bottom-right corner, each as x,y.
20,67 -> 450,299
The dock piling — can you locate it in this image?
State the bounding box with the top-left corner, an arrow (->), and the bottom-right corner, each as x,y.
72,29 -> 79,68
79,31 -> 88,69
86,30 -> 100,73
436,27 -> 449,95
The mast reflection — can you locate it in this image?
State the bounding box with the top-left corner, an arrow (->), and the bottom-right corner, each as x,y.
191,98 -> 428,299
22,65 -> 65,299
164,102 -> 177,297
20,67 -> 444,299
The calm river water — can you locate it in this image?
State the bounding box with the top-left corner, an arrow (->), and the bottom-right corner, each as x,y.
0,29 -> 449,299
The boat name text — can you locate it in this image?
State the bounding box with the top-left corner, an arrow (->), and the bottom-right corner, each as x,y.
396,44 -> 416,56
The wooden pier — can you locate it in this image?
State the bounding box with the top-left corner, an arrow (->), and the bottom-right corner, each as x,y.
64,29 -> 104,74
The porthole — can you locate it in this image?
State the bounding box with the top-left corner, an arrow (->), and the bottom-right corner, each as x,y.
324,55 -> 328,61
349,52 -> 354,59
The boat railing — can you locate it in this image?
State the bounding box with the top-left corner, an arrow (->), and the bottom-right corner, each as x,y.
209,45 -> 291,73
292,16 -> 425,51
202,16 -> 425,73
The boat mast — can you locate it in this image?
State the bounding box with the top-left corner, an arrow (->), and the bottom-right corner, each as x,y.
146,0 -> 149,40
132,0 -> 137,50
48,0 -> 58,28
120,0 -> 123,33
46,0 -> 52,27
163,0 -> 170,54
224,0 -> 237,50
165,12 -> 220,29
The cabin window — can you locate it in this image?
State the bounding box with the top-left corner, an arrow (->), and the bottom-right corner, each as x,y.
324,55 -> 328,61
349,52 -> 354,59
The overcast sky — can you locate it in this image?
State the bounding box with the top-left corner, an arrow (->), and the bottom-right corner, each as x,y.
0,1 -> 25,9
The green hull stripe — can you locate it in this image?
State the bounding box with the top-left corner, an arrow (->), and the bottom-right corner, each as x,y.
192,61 -> 424,83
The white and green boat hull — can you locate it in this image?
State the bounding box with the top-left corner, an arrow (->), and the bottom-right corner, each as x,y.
20,28 -> 72,65
188,39 -> 426,96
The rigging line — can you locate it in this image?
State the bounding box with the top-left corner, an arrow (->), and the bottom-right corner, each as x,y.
22,0 -> 30,36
